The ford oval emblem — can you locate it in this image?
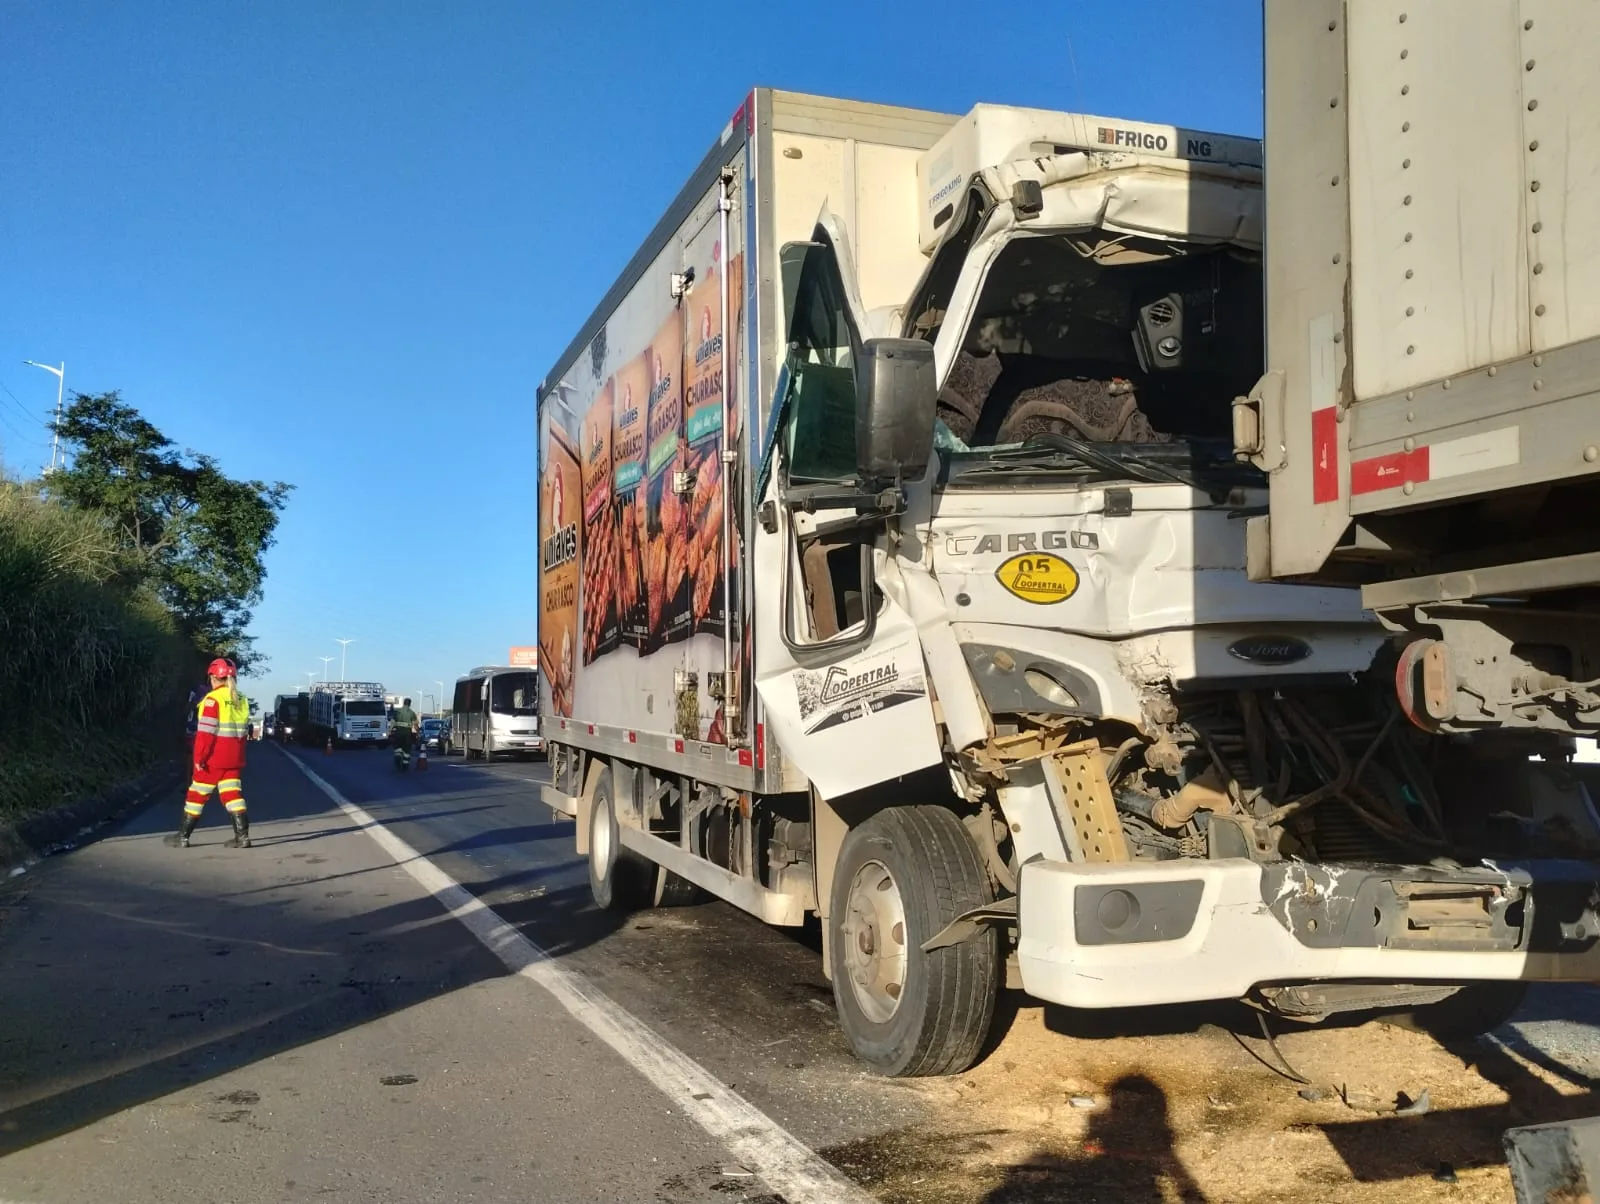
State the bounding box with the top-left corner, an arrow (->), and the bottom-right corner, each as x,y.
1227,635 -> 1312,666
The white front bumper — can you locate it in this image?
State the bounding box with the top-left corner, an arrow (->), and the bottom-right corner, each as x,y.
1017,858 -> 1600,1009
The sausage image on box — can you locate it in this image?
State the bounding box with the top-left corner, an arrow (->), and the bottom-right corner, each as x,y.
580,380 -> 618,664
643,316 -> 690,653
539,421 -> 581,716
683,251 -> 744,639
611,353 -> 651,652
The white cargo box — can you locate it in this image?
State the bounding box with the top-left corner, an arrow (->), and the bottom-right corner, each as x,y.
916,104 -> 1263,253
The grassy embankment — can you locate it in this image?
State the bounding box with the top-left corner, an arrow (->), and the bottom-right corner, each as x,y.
0,480 -> 195,822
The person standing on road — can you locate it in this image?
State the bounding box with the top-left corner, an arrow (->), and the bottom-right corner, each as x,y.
165,658 -> 253,849
390,697 -> 420,767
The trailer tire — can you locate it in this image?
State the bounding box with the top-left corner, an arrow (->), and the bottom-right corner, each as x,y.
588,767 -> 652,912
828,806 -> 999,1077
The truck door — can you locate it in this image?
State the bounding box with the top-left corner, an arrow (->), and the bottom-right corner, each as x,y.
751,217 -> 944,799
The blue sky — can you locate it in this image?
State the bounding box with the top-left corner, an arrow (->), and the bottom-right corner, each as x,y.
1,0 -> 1264,709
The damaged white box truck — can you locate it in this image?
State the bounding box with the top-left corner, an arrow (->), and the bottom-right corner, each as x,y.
536,79 -> 1600,1077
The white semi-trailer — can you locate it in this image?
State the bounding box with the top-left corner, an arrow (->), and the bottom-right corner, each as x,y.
536,85 -> 1600,1077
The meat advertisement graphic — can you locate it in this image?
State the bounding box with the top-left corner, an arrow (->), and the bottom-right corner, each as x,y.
539,422 -> 581,716
534,155 -> 748,740
683,251 -> 743,639
612,354 -> 651,651
644,317 -> 690,651
580,381 -> 617,664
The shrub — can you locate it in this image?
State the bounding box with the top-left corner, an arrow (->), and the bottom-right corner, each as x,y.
0,480 -> 197,819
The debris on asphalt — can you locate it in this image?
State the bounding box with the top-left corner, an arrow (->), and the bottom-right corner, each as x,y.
1068,1094 -> 1097,1109
1297,1086 -> 1326,1102
1395,1089 -> 1432,1117
379,1074 -> 418,1086
1433,1161 -> 1458,1184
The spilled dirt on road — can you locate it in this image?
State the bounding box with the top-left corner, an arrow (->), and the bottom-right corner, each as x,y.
825,999 -> 1598,1204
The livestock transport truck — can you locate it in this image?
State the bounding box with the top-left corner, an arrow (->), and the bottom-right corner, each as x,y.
537,76 -> 1600,1078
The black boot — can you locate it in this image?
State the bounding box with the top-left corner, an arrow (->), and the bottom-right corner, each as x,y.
163,813 -> 200,848
225,811 -> 251,849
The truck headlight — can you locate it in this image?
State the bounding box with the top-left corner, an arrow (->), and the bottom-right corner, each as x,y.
1025,668 -> 1080,710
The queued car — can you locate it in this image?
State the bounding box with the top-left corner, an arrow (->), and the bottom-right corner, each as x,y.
421,717 -> 452,755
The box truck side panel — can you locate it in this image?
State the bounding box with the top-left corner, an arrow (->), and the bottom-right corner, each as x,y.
539,151 -> 750,759
1253,0 -> 1600,587
1523,2 -> 1600,351
1347,0 -> 1530,399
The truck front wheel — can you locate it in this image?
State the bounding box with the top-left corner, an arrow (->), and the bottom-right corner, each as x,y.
587,767 -> 652,912
828,806 -> 999,1077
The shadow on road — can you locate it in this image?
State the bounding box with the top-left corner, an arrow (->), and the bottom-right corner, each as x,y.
979,1076 -> 1204,1204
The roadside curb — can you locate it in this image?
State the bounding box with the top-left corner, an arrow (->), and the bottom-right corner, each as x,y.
0,760 -> 186,875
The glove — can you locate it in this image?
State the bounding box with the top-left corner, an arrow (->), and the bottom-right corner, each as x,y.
195,761 -> 209,775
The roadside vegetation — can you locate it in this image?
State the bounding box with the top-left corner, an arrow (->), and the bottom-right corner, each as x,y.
0,392 -> 291,821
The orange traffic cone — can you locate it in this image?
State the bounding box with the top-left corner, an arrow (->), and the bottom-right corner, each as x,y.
324,737 -> 333,755
416,746 -> 429,772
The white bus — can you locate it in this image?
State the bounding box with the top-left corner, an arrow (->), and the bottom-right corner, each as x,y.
451,666 -> 542,760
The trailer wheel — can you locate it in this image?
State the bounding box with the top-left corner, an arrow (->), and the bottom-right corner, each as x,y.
828,806 -> 999,1077
587,767 -> 652,912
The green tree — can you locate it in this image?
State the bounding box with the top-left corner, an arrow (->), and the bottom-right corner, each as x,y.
50,391 -> 292,667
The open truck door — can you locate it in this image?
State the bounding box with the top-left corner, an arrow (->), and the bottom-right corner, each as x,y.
752,214 -> 944,799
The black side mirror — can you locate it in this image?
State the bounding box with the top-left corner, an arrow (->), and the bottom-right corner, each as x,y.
856,337 -> 936,485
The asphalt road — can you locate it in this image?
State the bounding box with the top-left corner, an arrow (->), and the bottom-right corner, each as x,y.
4,741 -> 1600,1204
0,742 -> 924,1204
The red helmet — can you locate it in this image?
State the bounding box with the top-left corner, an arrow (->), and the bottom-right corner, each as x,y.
207,657 -> 237,679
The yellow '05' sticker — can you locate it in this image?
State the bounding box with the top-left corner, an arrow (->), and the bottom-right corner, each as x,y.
995,552 -> 1079,604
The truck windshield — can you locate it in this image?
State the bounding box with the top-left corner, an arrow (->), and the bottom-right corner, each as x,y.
344,701 -> 385,716
923,231 -> 1266,492
491,673 -> 538,716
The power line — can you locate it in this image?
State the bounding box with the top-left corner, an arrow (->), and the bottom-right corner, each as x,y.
0,376 -> 40,422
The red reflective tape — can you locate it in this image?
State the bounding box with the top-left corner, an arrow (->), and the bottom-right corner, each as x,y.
626,731 -> 636,743
737,749 -> 753,767
1311,407 -> 1340,503
756,724 -> 765,769
674,739 -> 684,754
587,724 -> 595,735
1352,446 -> 1430,495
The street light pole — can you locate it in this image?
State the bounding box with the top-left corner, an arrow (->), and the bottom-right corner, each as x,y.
435,680 -> 446,712
319,656 -> 334,680
305,671 -> 317,688
21,360 -> 64,473
336,637 -> 355,679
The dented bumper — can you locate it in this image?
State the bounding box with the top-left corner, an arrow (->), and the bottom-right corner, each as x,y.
1016,857 -> 1600,1009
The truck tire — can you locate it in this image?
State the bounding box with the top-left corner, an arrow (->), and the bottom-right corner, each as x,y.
1386,981 -> 1528,1042
828,806 -> 999,1077
588,767 -> 652,912
652,866 -> 705,908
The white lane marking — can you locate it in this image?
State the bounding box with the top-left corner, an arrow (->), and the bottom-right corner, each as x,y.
279,749 -> 873,1204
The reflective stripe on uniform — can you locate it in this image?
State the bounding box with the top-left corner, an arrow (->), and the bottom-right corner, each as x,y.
218,777 -> 246,814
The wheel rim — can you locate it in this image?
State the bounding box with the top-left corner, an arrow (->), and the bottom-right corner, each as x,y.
840,859 -> 908,1025
590,794 -> 612,879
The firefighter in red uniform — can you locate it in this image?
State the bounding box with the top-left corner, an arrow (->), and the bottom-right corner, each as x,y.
165,657 -> 253,849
